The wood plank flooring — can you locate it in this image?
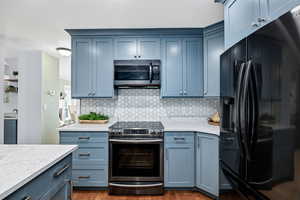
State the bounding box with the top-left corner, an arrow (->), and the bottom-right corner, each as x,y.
72,190 -> 213,200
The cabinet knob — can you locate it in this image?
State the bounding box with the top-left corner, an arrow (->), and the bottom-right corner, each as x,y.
258,18 -> 267,23
184,90 -> 187,95
134,55 -> 137,58
179,91 -> 183,95
138,55 -> 141,58
251,22 -> 259,27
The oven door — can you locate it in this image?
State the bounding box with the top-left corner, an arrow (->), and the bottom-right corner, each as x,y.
109,139 -> 163,182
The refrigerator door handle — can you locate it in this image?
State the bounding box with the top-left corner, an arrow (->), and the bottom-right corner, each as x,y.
236,62 -> 247,158
241,61 -> 253,161
248,60 -> 259,154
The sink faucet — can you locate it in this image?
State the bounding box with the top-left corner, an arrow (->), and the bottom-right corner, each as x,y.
12,109 -> 18,114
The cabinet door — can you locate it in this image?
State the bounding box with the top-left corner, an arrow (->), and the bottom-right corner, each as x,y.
71,38 -> 93,98
183,38 -> 204,97
196,134 -> 219,196
224,0 -> 260,48
165,144 -> 195,187
93,38 -> 114,97
204,31 -> 224,97
138,38 -> 161,59
114,37 -> 137,60
161,38 -> 183,97
261,0 -> 296,21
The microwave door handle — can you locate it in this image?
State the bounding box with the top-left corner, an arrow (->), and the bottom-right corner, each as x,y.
149,63 -> 153,83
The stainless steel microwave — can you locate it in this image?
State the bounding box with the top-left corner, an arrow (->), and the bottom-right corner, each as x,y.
114,60 -> 161,88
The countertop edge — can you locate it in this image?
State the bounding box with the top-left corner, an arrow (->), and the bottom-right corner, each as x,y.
0,145 -> 78,199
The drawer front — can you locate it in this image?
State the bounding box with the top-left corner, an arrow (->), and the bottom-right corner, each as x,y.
73,147 -> 108,169
48,155 -> 72,187
165,132 -> 195,145
4,155 -> 72,200
72,168 -> 108,187
60,132 -> 108,148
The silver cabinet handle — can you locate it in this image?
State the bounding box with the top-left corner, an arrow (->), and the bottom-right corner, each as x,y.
23,196 -> 32,200
79,153 -> 90,157
166,149 -> 169,160
252,22 -> 259,27
174,137 -> 186,141
258,18 -> 267,23
78,176 -> 90,179
78,136 -> 90,140
53,164 -> 71,177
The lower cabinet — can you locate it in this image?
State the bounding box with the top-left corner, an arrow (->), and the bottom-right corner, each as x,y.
5,155 -> 72,200
196,133 -> 219,196
164,132 -> 219,197
164,132 -> 195,187
60,131 -> 108,187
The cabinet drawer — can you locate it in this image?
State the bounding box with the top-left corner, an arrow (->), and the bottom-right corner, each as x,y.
48,155 -> 72,186
4,155 -> 72,200
165,132 -> 195,144
60,132 -> 108,148
72,168 -> 108,187
73,147 -> 108,169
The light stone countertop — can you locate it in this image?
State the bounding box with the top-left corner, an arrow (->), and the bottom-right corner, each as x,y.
58,118 -> 220,136
0,145 -> 78,199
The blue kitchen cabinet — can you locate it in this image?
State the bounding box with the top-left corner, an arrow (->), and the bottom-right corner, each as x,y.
224,0 -> 260,48
72,37 -> 114,98
164,132 -> 195,187
5,155 -> 72,200
161,37 -> 203,97
93,38 -> 114,97
262,0 -> 297,22
223,0 -> 299,49
183,38 -> 204,97
4,119 -> 17,144
196,133 -> 219,196
72,38 -> 93,98
138,38 -> 161,59
114,37 -> 160,60
161,38 -> 183,97
114,37 -> 137,60
60,131 -> 108,187
203,23 -> 224,97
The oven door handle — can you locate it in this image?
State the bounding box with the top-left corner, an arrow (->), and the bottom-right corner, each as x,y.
109,183 -> 163,188
109,139 -> 163,143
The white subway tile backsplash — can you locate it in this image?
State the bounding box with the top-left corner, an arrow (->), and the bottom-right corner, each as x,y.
80,89 -> 219,121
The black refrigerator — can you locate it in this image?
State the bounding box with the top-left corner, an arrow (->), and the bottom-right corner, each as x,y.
220,4 -> 300,200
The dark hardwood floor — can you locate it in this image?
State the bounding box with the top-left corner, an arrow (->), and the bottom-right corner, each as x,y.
72,190 -> 213,200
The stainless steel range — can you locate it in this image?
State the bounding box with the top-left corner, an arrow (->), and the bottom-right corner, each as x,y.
108,121 -> 164,195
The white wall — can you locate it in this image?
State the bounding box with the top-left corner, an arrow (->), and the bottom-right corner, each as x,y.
0,42 -> 4,144
59,57 -> 71,81
41,53 -> 60,144
18,51 -> 42,144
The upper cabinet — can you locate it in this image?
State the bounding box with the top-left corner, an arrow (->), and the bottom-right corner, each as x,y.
72,38 -> 93,98
71,37 -> 114,98
114,37 -> 160,60
223,0 -> 300,49
161,37 -> 204,97
224,0 -> 260,48
67,28 -> 223,98
203,23 -> 224,97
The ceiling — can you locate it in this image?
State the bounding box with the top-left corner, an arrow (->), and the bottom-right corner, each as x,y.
0,0 -> 223,56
